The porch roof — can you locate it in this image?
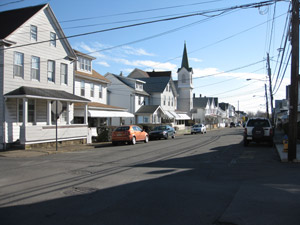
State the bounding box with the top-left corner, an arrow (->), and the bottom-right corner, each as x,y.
135,105 -> 165,115
4,86 -> 90,102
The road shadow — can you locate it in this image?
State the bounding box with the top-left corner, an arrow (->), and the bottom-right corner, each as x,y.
1,140 -> 300,225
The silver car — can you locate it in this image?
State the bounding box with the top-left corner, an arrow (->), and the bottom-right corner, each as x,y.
191,124 -> 207,134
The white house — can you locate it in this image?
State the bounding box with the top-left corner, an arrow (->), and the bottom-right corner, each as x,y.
0,4 -> 90,149
192,95 -> 220,128
128,69 -> 190,129
73,50 -> 134,137
105,73 -> 152,125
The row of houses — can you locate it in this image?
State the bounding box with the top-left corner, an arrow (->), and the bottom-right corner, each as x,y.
0,4 -> 239,149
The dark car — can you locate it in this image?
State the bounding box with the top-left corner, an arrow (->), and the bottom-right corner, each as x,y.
149,125 -> 175,140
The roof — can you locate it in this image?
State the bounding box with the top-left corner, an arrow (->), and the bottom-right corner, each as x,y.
147,71 -> 172,78
128,68 -> 150,78
0,4 -> 45,39
75,70 -> 110,83
219,102 -> 229,111
109,74 -> 150,96
73,49 -> 96,60
193,97 -> 218,108
135,105 -> 162,114
178,42 -> 193,72
138,77 -> 172,93
74,102 -> 126,111
4,86 -> 90,102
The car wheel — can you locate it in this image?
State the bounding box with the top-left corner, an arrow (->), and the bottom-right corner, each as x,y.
131,136 -> 136,145
172,134 -> 175,139
244,139 -> 249,147
269,140 -> 274,147
144,135 -> 149,143
112,141 -> 118,146
164,134 -> 168,140
191,132 -> 193,135
252,126 -> 264,139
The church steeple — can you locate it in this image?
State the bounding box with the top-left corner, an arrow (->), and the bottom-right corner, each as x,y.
178,42 -> 192,72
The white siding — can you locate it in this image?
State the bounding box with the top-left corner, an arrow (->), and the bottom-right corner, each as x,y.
3,7 -> 74,95
74,77 -> 107,104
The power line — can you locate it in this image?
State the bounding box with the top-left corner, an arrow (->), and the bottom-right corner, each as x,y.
2,0 -> 284,51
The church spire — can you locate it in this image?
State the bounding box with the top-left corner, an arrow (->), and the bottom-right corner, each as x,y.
179,41 -> 192,72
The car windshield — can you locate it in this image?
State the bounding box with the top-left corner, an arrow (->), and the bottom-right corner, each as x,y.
247,120 -> 270,127
115,126 -> 130,131
193,125 -> 200,128
154,126 -> 166,131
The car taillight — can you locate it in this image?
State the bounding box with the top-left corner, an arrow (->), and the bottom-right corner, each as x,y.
270,128 -> 273,136
126,131 -> 131,135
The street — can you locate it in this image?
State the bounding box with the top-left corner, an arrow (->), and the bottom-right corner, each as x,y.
1,128 -> 300,225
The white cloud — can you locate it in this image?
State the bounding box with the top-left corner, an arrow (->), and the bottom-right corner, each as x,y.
190,57 -> 203,63
122,46 -> 155,56
78,42 -> 105,58
112,58 -> 177,71
96,61 -> 110,67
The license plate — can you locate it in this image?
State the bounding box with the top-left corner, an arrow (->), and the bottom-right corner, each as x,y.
247,137 -> 252,140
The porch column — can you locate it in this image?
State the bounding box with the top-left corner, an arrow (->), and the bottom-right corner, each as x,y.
67,102 -> 71,125
23,98 -> 28,126
84,103 -> 88,125
47,100 -> 51,125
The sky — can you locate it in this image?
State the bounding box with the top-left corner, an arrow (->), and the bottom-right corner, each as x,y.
0,0 -> 292,113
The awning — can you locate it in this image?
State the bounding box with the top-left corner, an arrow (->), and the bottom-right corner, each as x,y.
169,111 -> 190,120
74,109 -> 134,118
163,111 -> 175,119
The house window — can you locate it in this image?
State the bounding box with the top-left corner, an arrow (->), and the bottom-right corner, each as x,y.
168,96 -> 170,106
90,83 -> 94,98
81,81 -> 85,97
47,60 -> 55,82
138,96 -> 142,105
99,85 -> 102,98
13,52 -> 24,77
61,102 -> 67,123
18,99 -> 35,123
171,97 -> 174,106
163,96 -> 166,105
18,100 -> 23,123
50,32 -> 56,47
28,99 -> 35,123
30,25 -> 37,41
31,56 -> 40,80
60,63 -> 68,85
143,117 -> 149,123
78,57 -> 91,72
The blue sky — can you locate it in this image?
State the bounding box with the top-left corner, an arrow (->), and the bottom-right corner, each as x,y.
1,0 -> 291,113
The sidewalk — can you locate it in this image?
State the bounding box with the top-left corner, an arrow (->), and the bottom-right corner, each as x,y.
274,129 -> 300,162
0,142 -> 111,158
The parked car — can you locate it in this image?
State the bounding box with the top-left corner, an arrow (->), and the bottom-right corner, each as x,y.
230,122 -> 236,128
244,117 -> 273,146
191,124 -> 207,134
111,125 -> 149,145
149,125 -> 175,140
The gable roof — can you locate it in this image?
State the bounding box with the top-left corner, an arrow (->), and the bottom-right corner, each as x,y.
73,49 -> 96,60
75,70 -> 110,84
0,4 -> 45,40
0,4 -> 76,59
106,73 -> 149,96
137,77 -> 172,93
193,97 -> 218,108
128,68 -> 150,78
135,105 -> 162,114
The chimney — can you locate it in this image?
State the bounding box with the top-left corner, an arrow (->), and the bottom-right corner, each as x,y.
193,93 -> 195,98
200,94 -> 202,98
120,71 -> 123,76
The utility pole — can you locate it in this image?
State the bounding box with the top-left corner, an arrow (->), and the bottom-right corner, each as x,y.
266,53 -> 274,125
289,0 -> 299,161
265,84 -> 269,119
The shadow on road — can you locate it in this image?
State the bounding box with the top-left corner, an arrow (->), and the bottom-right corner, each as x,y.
1,136 -> 300,225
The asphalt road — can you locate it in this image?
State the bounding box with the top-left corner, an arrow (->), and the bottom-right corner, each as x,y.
0,128 -> 300,225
